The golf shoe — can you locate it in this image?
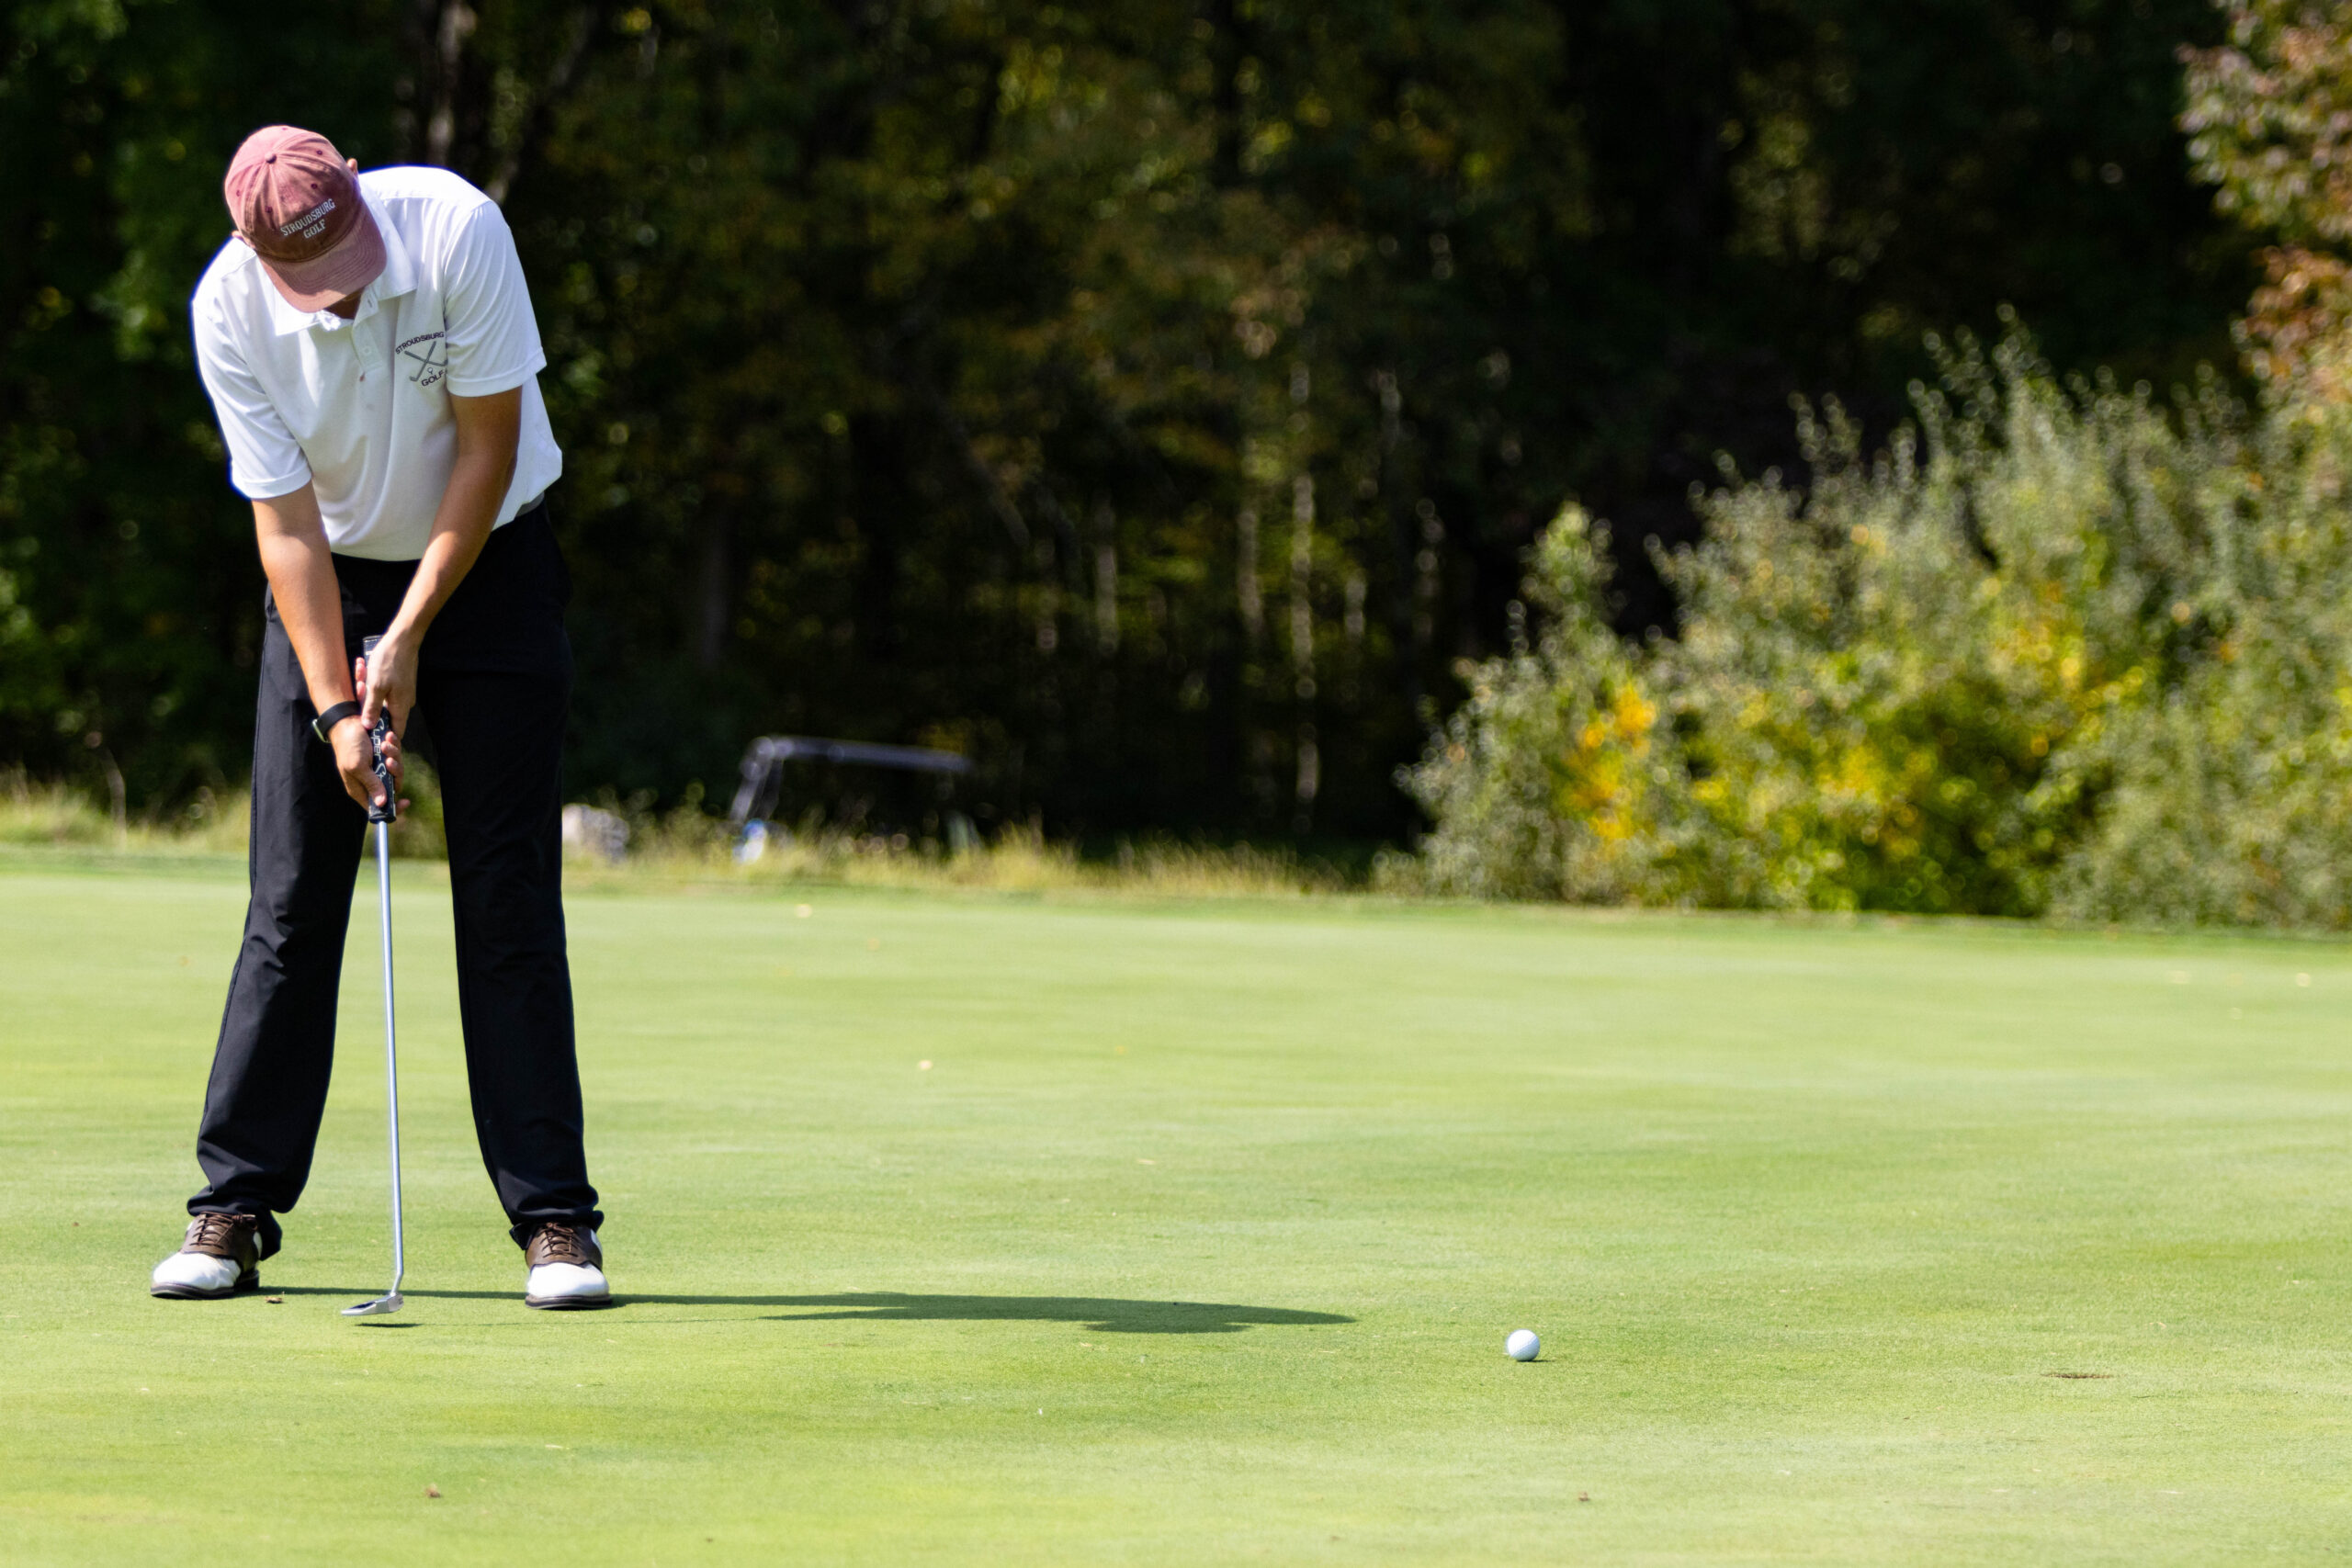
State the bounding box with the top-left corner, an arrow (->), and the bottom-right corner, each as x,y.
151,1213 -> 264,1299
523,1221 -> 611,1309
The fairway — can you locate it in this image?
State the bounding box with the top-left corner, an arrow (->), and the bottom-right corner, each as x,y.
5,859 -> 2352,1563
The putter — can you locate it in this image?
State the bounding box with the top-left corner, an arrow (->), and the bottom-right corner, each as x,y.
343,634 -> 405,1319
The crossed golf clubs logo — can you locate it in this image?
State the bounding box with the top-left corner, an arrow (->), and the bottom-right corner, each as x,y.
398,332 -> 449,389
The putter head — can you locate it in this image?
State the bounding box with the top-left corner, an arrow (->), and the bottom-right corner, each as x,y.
341,1292 -> 404,1318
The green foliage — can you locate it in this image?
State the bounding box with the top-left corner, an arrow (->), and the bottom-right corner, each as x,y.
1408,331 -> 2352,926
1395,509 -> 1685,901
0,0 -> 411,809
2182,0 -> 2352,395
2054,398 -> 2352,925
3,0 -> 2248,841
2181,0 -> 2352,247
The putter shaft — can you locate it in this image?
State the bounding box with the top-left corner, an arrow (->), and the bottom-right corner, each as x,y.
345,816 -> 404,1316
376,816 -> 402,1295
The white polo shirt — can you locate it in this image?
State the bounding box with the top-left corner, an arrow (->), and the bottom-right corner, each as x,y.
191,165 -> 563,561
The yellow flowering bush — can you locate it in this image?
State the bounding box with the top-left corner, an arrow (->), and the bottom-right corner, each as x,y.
1407,331 -> 2352,924
1399,508 -> 1692,901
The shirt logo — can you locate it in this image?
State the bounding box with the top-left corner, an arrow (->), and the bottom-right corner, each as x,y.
396,330 -> 448,389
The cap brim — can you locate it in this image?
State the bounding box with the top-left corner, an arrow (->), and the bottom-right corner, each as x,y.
258,202 -> 388,313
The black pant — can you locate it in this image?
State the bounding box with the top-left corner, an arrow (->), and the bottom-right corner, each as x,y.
191,502 -> 601,1253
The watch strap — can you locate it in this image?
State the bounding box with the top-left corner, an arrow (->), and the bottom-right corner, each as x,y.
311,700 -> 364,743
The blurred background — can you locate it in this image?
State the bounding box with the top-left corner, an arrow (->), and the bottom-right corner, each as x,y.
6,0 -> 2346,918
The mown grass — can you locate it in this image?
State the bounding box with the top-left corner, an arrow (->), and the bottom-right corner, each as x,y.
4,856 -> 2352,1562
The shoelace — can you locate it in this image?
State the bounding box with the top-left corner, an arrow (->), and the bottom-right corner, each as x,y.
187,1213 -> 251,1253
533,1225 -> 591,1267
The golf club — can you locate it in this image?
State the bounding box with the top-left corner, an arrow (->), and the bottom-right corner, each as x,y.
343,634 -> 404,1320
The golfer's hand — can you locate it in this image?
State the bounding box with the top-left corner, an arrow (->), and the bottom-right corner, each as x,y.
329,716 -> 401,812
356,636 -> 416,740
341,652 -> 406,812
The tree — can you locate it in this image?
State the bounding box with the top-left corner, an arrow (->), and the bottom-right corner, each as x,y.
2183,0 -> 2352,400
2,0 -> 2254,842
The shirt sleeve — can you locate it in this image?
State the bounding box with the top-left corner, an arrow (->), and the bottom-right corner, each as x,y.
440,200 -> 548,397
191,276 -> 311,500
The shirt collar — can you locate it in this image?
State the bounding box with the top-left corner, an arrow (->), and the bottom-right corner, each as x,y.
266,193 -> 416,336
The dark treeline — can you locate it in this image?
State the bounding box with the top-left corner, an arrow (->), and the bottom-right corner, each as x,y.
2,0 -> 2250,840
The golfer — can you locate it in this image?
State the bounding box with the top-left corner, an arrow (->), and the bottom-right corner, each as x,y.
150,126 -> 608,1309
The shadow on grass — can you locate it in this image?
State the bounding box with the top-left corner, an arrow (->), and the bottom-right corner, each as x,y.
761,1293 -> 1351,1334
268,1286 -> 1349,1334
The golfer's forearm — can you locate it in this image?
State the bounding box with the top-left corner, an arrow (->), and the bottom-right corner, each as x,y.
385,391 -> 520,642
254,505 -> 356,716
385,454 -> 506,640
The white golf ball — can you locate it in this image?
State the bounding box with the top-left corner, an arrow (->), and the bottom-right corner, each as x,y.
1506,1329 -> 1541,1361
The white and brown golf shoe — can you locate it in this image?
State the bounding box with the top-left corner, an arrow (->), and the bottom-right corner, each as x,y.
522,1221 -> 611,1310
150,1213 -> 265,1300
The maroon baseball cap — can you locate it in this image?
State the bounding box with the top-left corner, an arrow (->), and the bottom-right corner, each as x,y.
222,126 -> 387,311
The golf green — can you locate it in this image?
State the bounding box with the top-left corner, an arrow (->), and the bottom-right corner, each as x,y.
4,857 -> 2350,1563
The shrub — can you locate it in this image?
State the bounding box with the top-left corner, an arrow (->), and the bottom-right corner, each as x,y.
1396,508 -> 1688,902
1404,329 -> 2352,926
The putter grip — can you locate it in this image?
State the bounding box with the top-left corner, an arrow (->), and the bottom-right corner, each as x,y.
360,635 -> 399,826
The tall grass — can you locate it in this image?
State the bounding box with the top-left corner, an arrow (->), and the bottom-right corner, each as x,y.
571,810 -> 1345,898
0,770 -> 1343,898
0,771 -> 246,854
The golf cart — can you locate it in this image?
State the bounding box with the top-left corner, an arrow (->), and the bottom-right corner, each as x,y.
724,734 -> 977,863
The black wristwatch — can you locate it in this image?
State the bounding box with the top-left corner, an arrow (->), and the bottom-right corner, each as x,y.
311,701 -> 364,743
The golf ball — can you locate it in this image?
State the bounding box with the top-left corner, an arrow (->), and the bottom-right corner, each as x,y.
1506,1329 -> 1541,1361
